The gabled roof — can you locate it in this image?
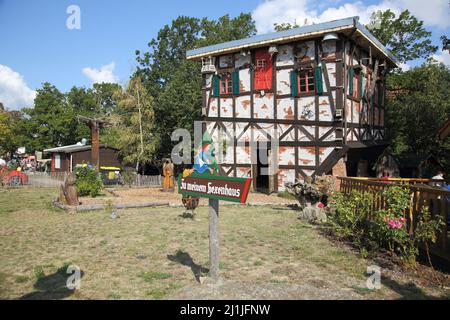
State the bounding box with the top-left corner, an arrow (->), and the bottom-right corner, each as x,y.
44,144 -> 118,154
186,16 -> 398,67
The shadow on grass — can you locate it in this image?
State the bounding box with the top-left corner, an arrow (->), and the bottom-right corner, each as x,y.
20,265 -> 84,300
382,276 -> 448,300
167,250 -> 208,283
178,212 -> 196,219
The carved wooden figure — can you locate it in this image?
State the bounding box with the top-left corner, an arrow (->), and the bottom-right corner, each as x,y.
162,159 -> 174,191
60,172 -> 79,206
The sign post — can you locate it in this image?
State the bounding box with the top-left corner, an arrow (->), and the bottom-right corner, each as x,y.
208,198 -> 219,279
178,173 -> 251,280
178,132 -> 251,280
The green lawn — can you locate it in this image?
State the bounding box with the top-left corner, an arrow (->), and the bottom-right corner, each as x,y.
0,187 -> 448,299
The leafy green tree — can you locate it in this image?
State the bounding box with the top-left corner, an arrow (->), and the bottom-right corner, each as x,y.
198,13 -> 256,47
92,82 -> 121,116
441,35 -> 450,52
155,60 -> 202,156
135,16 -> 202,98
0,108 -> 16,157
67,83 -> 121,143
67,86 -> 98,142
113,75 -> 157,171
385,60 -> 450,174
136,14 -> 256,159
366,9 -> 438,63
273,22 -> 299,32
19,83 -> 74,152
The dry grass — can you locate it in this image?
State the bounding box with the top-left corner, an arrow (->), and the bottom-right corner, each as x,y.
0,187 -> 448,299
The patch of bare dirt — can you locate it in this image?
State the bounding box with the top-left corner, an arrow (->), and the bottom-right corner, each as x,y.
79,187 -> 298,207
167,278 -> 362,300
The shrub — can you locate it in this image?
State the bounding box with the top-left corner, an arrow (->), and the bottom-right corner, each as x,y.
328,190 -> 373,247
370,186 -> 416,263
329,186 -> 445,266
121,168 -> 137,187
75,165 -> 103,197
414,207 -> 445,267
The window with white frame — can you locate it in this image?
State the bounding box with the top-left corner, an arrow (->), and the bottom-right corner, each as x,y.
54,154 -> 61,169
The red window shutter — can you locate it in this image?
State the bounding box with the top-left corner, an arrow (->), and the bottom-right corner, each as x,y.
254,49 -> 272,90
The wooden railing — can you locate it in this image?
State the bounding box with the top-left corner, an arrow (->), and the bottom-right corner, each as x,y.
338,177 -> 450,261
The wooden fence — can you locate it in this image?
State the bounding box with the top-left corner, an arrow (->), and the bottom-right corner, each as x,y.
2,172 -> 162,188
133,174 -> 162,187
338,177 -> 450,262
24,172 -> 67,188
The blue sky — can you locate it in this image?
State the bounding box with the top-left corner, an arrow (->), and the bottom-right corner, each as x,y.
0,0 -> 448,110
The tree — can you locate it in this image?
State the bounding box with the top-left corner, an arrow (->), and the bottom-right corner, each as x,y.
198,13 -> 257,47
0,108 -> 15,157
113,75 -> 157,172
441,35 -> 450,52
274,22 -> 299,32
366,9 -> 438,63
135,16 -> 202,98
19,83 -> 74,152
155,60 -> 202,156
92,82 -> 121,116
385,60 -> 450,175
135,14 -> 256,159
67,86 -> 98,142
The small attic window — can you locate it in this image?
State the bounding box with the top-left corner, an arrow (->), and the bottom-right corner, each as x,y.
256,59 -> 266,68
202,57 -> 213,66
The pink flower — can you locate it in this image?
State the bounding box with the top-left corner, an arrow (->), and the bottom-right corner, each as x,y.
387,219 -> 403,229
400,217 -> 406,223
317,202 -> 325,208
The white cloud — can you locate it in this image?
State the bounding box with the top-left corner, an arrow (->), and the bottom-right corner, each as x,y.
0,65 -> 36,110
399,62 -> 411,71
433,49 -> 450,66
82,62 -> 118,84
394,0 -> 450,29
252,0 -> 449,34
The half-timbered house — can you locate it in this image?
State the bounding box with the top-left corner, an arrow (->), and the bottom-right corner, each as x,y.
186,17 -> 399,192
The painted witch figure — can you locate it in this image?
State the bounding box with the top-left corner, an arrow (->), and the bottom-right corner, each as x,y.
181,132 -> 220,217
193,132 -> 220,175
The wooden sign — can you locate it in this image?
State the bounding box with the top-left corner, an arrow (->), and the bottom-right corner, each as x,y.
178,172 -> 251,203
177,131 -> 252,280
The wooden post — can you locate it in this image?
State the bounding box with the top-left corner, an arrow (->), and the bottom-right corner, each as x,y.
76,116 -> 109,171
91,121 -> 100,171
208,198 -> 219,280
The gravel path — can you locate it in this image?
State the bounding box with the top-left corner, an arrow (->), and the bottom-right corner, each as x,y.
167,279 -> 362,300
